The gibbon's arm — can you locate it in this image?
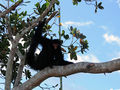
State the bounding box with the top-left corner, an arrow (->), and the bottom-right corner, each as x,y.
35,19 -> 51,46
26,20 -> 46,67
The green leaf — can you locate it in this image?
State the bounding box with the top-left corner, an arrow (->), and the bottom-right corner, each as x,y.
98,6 -> 104,9
68,45 -> 73,53
55,0 -> 60,5
77,0 -> 81,2
25,69 -> 31,79
1,70 -> 6,76
24,42 -> 29,48
35,2 -> 40,8
79,33 -> 86,39
98,2 -> 102,6
10,0 -> 14,2
74,55 -> 77,60
34,10 -> 39,15
70,52 -> 77,60
24,1 -> 31,3
98,2 -> 104,9
46,1 -> 50,7
73,0 -> 78,5
41,3 -> 47,11
64,34 -> 69,40
95,8 -> 97,13
70,26 -> 73,30
62,30 -> 65,36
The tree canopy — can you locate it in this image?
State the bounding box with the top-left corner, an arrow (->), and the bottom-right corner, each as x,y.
0,0 -> 120,90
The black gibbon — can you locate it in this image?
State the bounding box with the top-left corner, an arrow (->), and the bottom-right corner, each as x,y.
26,19 -> 73,70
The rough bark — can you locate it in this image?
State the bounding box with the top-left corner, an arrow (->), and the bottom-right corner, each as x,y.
14,49 -> 25,87
0,0 -> 23,18
13,11 -> 58,87
13,58 -> 120,90
5,0 -> 56,90
5,41 -> 19,90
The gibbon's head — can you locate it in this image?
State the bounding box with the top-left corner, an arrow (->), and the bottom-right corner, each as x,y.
52,39 -> 62,50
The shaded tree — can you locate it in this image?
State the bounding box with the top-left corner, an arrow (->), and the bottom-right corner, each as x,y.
0,0 -> 119,90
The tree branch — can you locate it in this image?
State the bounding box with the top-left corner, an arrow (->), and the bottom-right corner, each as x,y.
13,58 -> 120,90
46,11 -> 58,23
5,40 -> 18,90
0,3 -> 7,9
13,10 -> 58,87
5,17 -> 14,41
4,0 -> 56,90
15,0 -> 56,42
14,49 -> 25,87
0,0 -> 23,18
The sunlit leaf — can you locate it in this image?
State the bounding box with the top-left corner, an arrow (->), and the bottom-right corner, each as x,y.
57,15 -> 61,18
64,34 -> 69,39
77,0 -> 81,2
10,0 -> 14,3
61,48 -> 66,52
24,1 -> 31,3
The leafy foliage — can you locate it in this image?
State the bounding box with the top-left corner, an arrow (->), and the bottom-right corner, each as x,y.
0,4 -> 34,83
0,19 -> 10,78
0,0 -> 103,86
10,11 -> 27,35
34,0 -> 60,16
10,0 -> 15,3
72,0 -> 104,13
69,26 -> 88,60
95,2 -> 104,13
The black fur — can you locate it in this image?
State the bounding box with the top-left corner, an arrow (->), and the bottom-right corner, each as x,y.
26,20 -> 72,70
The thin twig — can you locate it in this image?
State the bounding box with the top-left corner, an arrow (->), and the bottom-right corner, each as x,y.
0,0 -> 23,18
0,4 -> 7,9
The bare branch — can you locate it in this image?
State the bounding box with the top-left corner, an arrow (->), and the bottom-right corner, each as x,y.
0,0 -> 23,18
16,48 -> 25,60
0,4 -> 7,9
14,49 -> 25,87
5,0 -> 56,90
5,41 -> 17,90
3,1 -> 24,88
46,11 -> 58,23
13,58 -> 120,90
13,10 -> 58,87
5,17 -> 14,41
15,0 -> 56,42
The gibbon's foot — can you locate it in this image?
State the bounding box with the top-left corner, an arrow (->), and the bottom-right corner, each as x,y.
62,61 -> 73,65
49,65 -> 53,69
53,61 -> 73,66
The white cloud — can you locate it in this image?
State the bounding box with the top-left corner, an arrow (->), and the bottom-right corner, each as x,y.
62,21 -> 94,28
112,52 -> 120,60
110,89 -> 120,90
100,25 -> 108,31
67,54 -> 100,63
103,33 -> 120,46
110,89 -> 113,90
117,0 -> 120,8
111,52 -> 120,73
110,0 -> 120,8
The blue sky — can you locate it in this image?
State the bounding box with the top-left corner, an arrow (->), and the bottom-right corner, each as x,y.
0,0 -> 120,90
40,0 -> 120,90
34,0 -> 120,90
61,1 -> 120,90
